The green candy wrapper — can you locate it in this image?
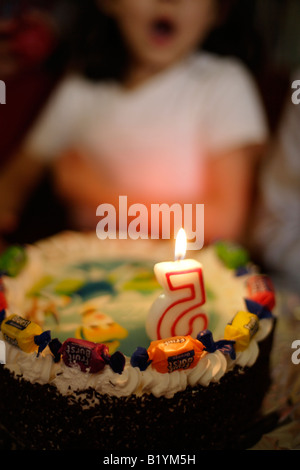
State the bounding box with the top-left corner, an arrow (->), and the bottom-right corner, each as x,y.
0,246 -> 27,277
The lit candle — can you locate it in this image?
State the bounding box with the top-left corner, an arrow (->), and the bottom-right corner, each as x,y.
146,229 -> 208,341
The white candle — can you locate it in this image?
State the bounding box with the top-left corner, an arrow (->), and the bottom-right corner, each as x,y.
146,229 -> 207,341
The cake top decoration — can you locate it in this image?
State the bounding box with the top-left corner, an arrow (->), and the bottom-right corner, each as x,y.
0,236 -> 276,390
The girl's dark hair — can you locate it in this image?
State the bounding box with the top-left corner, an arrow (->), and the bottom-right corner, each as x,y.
66,2 -> 129,81
66,0 -> 263,82
204,0 -> 264,74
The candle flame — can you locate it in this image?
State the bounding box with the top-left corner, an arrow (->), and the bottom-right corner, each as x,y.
175,228 -> 187,261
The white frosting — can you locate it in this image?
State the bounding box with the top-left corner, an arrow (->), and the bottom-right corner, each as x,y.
2,332 -> 60,384
1,316 -> 273,401
186,350 -> 227,388
235,340 -> 259,368
1,232 -> 275,402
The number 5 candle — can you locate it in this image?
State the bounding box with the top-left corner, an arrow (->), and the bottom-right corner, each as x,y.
146,229 -> 208,341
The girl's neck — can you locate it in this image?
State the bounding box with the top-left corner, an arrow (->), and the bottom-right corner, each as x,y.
123,62 -> 167,90
122,51 -> 195,90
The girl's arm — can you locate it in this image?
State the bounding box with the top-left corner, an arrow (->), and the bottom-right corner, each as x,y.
51,144 -> 265,243
201,144 -> 264,244
52,148 -> 121,209
0,151 -> 45,235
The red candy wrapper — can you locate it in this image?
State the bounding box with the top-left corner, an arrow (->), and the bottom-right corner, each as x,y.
0,277 -> 7,312
246,274 -> 275,311
58,338 -> 125,374
59,339 -> 109,373
0,291 -> 7,312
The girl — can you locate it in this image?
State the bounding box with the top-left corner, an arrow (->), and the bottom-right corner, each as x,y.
0,0 -> 268,244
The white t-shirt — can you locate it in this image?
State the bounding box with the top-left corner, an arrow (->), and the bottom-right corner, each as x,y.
24,52 -> 268,203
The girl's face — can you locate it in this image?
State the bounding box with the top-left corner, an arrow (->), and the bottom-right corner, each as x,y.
102,0 -> 217,75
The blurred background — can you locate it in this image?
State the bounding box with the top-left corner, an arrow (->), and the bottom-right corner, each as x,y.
0,0 -> 299,248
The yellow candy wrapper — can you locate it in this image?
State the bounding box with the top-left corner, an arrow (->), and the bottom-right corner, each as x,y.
224,311 -> 259,352
0,313 -> 51,355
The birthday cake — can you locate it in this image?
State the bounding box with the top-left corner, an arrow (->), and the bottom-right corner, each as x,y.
0,232 -> 276,451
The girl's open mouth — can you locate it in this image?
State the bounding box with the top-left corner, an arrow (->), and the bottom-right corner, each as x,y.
149,17 -> 177,46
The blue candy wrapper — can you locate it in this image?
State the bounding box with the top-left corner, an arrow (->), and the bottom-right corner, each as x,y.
197,329 -> 236,360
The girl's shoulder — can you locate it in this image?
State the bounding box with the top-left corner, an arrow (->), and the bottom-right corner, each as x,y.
188,52 -> 254,85
186,52 -> 260,108
51,72 -> 115,103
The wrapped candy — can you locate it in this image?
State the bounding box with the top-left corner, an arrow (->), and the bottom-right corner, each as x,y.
246,274 -> 275,311
131,335 -> 206,374
197,329 -> 236,360
224,311 -> 259,352
244,298 -> 274,320
0,313 -> 51,355
0,277 -> 7,315
215,241 -> 249,270
58,338 -> 125,374
0,245 -> 27,277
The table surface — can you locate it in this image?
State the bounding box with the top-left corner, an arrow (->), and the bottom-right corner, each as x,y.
250,288 -> 300,450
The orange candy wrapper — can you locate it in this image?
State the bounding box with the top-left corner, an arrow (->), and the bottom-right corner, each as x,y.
131,335 -> 206,374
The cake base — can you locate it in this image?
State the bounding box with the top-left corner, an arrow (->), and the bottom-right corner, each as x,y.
0,325 -> 275,451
